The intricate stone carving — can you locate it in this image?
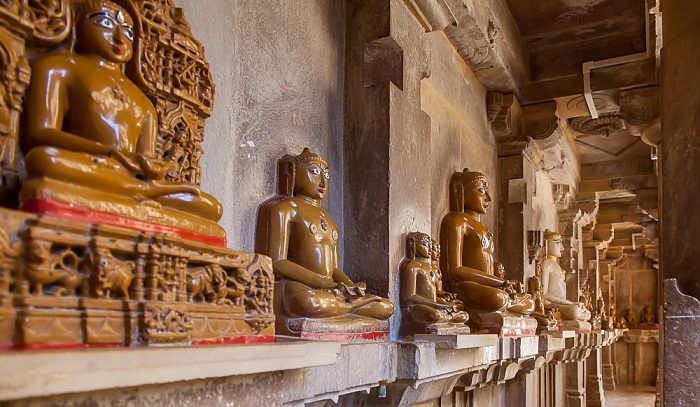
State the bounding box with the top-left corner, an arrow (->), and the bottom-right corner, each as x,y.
0,207 -> 275,348
115,0 -> 215,185
569,113 -> 625,138
0,0 -> 70,203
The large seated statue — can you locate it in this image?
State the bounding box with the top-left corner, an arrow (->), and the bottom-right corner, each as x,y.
20,0 -> 224,244
541,230 -> 592,330
399,232 -> 469,337
257,148 -> 393,339
440,169 -> 535,334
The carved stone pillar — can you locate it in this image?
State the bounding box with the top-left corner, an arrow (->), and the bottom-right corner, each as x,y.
660,1 -> 700,404
586,348 -> 605,407
565,360 -> 586,407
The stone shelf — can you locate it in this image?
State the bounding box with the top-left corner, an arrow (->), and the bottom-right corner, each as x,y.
0,339 -> 342,401
413,334 -> 498,349
282,342 -> 397,406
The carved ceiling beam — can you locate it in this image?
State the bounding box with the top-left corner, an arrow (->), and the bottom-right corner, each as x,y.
440,0 -> 527,96
401,0 -> 456,32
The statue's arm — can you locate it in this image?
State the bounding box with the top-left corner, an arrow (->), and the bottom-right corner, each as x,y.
402,265 -> 449,308
135,104 -> 173,180
24,57 -> 110,155
267,205 -> 336,289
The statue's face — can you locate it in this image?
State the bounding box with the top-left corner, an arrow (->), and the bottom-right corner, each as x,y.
430,241 -> 440,260
463,180 -> 491,214
416,235 -> 431,258
78,2 -> 135,63
295,161 -> 329,200
546,236 -> 564,257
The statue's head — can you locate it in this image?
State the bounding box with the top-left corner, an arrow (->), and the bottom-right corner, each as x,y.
76,0 -> 135,63
430,239 -> 440,261
291,148 -> 329,200
450,168 -> 491,214
406,232 -> 431,260
544,230 -> 564,258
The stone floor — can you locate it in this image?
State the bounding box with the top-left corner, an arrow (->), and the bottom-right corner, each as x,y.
606,386 -> 657,407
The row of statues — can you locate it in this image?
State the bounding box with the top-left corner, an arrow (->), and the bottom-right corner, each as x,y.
1,0 -> 631,345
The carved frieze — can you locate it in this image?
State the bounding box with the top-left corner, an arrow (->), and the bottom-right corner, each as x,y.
0,207 -> 274,347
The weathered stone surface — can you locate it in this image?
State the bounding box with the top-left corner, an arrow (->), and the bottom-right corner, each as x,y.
663,279 -> 700,406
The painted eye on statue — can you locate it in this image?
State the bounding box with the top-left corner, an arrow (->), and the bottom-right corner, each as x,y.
323,171 -> 330,179
309,167 -> 321,175
94,16 -> 115,30
122,25 -> 134,41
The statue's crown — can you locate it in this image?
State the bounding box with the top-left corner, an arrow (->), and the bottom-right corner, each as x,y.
294,147 -> 327,167
544,229 -> 561,241
460,168 -> 487,187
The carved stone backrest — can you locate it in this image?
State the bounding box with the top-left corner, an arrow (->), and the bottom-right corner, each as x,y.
113,0 -> 215,185
0,0 -> 71,200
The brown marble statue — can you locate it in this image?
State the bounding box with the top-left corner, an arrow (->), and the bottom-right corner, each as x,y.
640,305 -> 658,328
541,231 -> 592,327
257,148 -> 393,339
624,307 -> 638,327
439,169 -> 534,315
20,0 -> 223,242
0,0 -> 275,349
400,232 -> 469,336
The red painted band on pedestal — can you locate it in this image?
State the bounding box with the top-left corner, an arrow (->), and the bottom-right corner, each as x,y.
499,328 -> 537,337
20,199 -> 226,247
300,331 -> 389,342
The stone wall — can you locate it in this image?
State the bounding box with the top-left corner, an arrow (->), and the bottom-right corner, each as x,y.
183,0 -> 346,253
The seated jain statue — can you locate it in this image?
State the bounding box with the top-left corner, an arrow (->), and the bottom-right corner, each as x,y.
257,148 -> 393,339
400,232 -> 469,337
541,231 -> 592,330
20,0 -> 224,243
440,169 -> 535,334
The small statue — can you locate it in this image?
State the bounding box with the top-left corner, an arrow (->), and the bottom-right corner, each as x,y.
257,148 -> 393,338
610,304 -> 627,329
640,305 -> 658,328
625,307 -> 638,327
400,232 -> 469,337
21,0 -> 223,238
528,260 -> 558,330
439,169 -> 534,314
542,231 -> 592,327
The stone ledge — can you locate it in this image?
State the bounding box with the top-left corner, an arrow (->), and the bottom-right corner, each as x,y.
414,333 -> 498,349
282,342 -> 397,405
0,339 -> 342,401
396,340 -> 498,381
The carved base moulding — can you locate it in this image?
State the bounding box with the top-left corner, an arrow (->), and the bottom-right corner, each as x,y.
561,320 -> 592,332
473,311 -> 538,337
20,197 -> 226,247
0,208 -> 274,349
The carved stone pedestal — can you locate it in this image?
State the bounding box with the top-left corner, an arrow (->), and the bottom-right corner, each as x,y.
281,314 -> 389,342
474,311 -> 538,336
561,319 -> 592,332
0,208 -> 275,349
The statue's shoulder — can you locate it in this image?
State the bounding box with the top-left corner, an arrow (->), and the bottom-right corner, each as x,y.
269,197 -> 302,213
31,52 -> 80,71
